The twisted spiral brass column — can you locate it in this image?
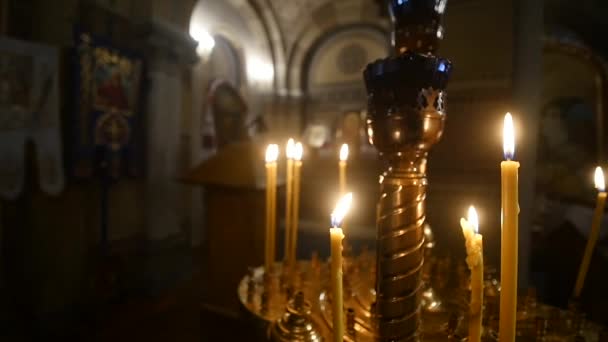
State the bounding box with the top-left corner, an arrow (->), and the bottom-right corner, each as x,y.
364,1 -> 452,341
376,156 -> 427,340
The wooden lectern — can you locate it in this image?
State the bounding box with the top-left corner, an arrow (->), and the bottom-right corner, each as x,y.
181,141 -> 281,316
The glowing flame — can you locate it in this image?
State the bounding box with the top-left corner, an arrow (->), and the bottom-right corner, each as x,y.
467,206 -> 479,233
286,138 -> 295,159
331,193 -> 353,227
294,142 -> 303,161
503,113 -> 515,160
595,166 -> 605,192
340,144 -> 349,162
265,144 -> 279,163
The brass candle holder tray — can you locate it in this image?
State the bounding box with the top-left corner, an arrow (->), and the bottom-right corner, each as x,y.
238,253 -> 604,341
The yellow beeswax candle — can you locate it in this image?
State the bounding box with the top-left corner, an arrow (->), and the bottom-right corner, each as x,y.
330,193 -> 352,342
264,144 -> 278,271
573,167 -> 607,298
284,139 -> 295,266
461,206 -> 484,342
500,113 -> 519,342
290,142 -> 303,268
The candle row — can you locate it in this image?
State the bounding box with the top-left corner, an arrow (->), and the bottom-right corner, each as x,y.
463,113 -> 606,342
264,142 -> 351,273
456,113 -> 518,342
284,139 -> 303,271
267,114 -> 606,342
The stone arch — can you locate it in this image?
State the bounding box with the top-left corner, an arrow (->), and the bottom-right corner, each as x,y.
189,0 -> 285,93
278,0 -> 388,133
303,24 -> 389,91
284,0 -> 389,95
207,34 -> 243,88
186,0 -> 286,247
299,24 -> 389,131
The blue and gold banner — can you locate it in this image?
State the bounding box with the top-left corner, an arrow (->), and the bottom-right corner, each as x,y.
71,30 -> 144,179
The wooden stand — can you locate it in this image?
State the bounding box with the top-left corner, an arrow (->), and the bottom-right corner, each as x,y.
181,141 -> 281,316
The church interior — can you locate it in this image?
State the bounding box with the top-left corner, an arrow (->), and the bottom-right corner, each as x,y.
1,0 -> 608,341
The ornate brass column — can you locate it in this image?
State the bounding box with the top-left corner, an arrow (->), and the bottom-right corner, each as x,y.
364,1 -> 452,341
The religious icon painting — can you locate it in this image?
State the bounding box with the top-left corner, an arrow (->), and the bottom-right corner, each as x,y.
0,37 -> 64,200
71,30 -> 143,179
206,79 -> 248,149
539,34 -> 608,204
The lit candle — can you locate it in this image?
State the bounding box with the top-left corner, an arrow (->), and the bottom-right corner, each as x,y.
460,206 -> 484,342
573,166 -> 607,298
330,193 -> 352,342
499,113 -> 519,342
284,138 -> 295,266
289,142 -> 303,268
264,144 -> 279,271
339,144 -> 349,195
270,145 -> 278,271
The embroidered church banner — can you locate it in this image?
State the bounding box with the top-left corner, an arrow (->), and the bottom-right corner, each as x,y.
0,38 -> 64,200
72,31 -> 143,178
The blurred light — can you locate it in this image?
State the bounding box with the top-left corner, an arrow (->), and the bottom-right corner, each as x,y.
595,166 -> 605,192
294,142 -> 303,161
339,144 -> 349,162
190,23 -> 215,57
247,57 -> 274,83
331,193 -> 353,228
436,26 -> 444,39
438,61 -> 446,72
286,138 -> 295,159
468,206 -> 479,233
435,0 -> 447,14
265,144 -> 279,163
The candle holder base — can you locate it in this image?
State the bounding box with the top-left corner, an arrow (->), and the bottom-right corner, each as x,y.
237,259 -> 604,341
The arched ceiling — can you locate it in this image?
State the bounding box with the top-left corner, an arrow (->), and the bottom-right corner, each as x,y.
308,27 -> 388,89
545,0 -> 608,58
269,0 -> 335,47
190,0 -> 389,94
271,0 -> 389,94
190,0 -> 279,92
269,0 -> 386,51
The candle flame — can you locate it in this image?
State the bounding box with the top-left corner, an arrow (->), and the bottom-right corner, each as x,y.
294,142 -> 303,161
467,206 -> 479,233
265,144 -> 279,163
340,144 -> 349,161
503,113 -> 515,160
331,193 -> 353,227
595,166 -> 605,192
286,138 -> 295,159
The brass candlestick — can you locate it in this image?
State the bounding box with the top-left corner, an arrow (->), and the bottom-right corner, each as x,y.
269,291 -> 325,342
364,1 -> 452,341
